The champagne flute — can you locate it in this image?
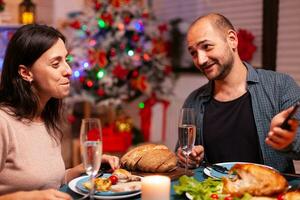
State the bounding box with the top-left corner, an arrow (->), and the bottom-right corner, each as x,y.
178,108 -> 196,174
80,118 -> 103,200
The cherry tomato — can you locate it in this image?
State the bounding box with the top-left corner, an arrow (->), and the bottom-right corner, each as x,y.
224,196 -> 233,200
277,194 -> 284,200
210,194 -> 218,199
109,175 -> 118,185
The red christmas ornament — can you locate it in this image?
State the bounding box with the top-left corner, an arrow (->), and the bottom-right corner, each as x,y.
79,77 -> 85,83
131,75 -> 147,92
143,53 -> 151,61
124,16 -> 131,24
110,48 -> 117,57
86,80 -> 94,88
142,11 -> 149,18
136,47 -> 143,53
112,64 -> 129,79
70,20 -> 81,29
88,49 -> 108,67
132,34 -> 140,42
94,1 -> 102,10
101,12 -> 113,26
97,88 -> 105,96
237,29 -> 257,62
132,70 -> 139,78
120,43 -> 126,50
158,24 -> 168,34
152,38 -> 168,54
67,114 -> 76,124
110,0 -> 121,7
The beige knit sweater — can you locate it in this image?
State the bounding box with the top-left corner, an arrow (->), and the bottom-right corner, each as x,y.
0,108 -> 65,195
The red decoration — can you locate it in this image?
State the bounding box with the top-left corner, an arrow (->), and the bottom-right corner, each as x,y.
79,77 -> 85,83
152,38 -> 168,54
124,16 -> 131,24
102,125 -> 132,153
88,49 -> 108,67
131,75 -> 148,92
112,64 -> 129,79
132,34 -> 140,42
237,29 -> 257,62
67,114 -> 76,124
94,1 -> 102,10
101,12 -> 113,26
139,94 -> 169,142
70,20 -> 81,29
158,24 -> 168,34
97,88 -> 105,96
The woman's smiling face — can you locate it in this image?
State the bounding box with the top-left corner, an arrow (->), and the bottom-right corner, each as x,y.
30,38 -> 72,102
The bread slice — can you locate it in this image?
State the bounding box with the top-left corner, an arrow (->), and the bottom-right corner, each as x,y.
121,144 -> 156,170
120,143 -> 176,172
137,149 -> 172,172
156,152 -> 177,173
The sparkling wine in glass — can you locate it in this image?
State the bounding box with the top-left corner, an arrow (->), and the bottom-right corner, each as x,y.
80,118 -> 102,200
178,108 -> 196,174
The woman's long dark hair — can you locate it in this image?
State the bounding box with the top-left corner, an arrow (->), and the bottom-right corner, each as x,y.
0,24 -> 66,142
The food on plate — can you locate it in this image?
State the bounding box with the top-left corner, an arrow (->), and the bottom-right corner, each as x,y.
222,163 -> 288,197
83,177 -> 112,192
82,169 -> 141,192
121,143 -> 177,172
283,190 -> 300,200
112,168 -> 141,183
174,163 -> 300,200
110,181 -> 142,193
108,175 -> 118,185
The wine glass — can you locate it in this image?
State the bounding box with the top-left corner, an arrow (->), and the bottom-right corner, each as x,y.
178,108 -> 196,174
80,118 -> 103,200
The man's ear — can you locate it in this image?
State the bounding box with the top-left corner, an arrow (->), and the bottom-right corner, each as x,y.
18,65 -> 33,82
227,30 -> 238,51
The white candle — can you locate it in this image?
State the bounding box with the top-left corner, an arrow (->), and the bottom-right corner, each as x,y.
141,175 -> 171,200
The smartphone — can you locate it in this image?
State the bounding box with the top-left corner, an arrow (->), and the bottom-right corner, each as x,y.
280,102 -> 300,130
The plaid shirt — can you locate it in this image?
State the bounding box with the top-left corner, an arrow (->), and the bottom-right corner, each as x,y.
182,62 -> 300,172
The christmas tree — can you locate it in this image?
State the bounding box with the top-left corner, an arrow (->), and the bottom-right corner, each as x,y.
63,0 -> 174,105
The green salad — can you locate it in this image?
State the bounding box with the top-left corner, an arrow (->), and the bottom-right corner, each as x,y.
173,176 -> 252,200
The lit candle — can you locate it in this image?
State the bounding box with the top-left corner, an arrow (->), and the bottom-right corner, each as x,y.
141,175 -> 171,200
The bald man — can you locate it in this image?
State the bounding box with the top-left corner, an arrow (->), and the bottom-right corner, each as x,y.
176,13 -> 300,173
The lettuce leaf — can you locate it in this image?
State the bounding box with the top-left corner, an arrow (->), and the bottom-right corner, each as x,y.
174,176 -> 223,200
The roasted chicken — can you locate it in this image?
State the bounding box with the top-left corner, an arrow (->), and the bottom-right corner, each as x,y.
222,163 -> 288,197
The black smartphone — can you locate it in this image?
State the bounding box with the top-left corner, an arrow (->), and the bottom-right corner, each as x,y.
280,102 -> 300,130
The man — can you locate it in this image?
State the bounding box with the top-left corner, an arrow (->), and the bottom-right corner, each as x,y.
176,13 -> 300,173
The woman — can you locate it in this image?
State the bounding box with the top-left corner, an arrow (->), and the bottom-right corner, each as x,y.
0,24 -> 119,199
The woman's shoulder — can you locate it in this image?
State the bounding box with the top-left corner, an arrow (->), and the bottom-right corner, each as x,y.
0,106 -> 16,121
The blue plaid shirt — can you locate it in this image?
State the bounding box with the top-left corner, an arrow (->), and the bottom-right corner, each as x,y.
182,62 -> 300,172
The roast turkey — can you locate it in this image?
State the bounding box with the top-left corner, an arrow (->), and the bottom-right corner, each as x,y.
222,163 -> 288,197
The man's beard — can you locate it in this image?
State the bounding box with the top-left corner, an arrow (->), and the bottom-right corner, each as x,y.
205,52 -> 234,81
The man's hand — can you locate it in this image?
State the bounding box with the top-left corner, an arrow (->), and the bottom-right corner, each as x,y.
266,106 -> 299,150
176,145 -> 204,168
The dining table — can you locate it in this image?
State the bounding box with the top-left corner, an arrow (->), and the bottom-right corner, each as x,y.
60,166 -> 300,200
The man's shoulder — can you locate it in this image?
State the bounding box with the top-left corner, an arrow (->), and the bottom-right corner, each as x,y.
185,83 -> 211,102
254,67 -> 296,85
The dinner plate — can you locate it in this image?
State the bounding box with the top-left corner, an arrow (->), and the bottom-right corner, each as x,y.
68,176 -> 141,199
203,162 -> 275,179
